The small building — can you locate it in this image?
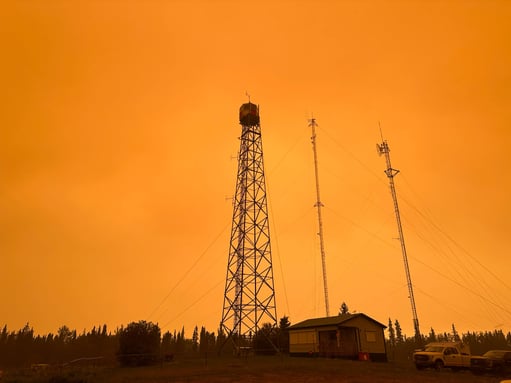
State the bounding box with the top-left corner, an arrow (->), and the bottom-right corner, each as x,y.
288,313 -> 387,361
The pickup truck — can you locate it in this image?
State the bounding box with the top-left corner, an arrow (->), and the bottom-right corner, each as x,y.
413,342 -> 471,370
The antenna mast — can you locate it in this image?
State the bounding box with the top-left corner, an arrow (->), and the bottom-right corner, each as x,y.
377,137 -> 421,342
309,117 -> 330,317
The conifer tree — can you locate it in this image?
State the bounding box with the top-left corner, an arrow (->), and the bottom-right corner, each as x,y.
199,327 -> 206,353
451,323 -> 460,341
428,327 -> 436,343
394,319 -> 404,344
161,331 -> 173,356
387,318 -> 396,348
339,302 -> 350,315
279,316 -> 291,353
192,326 -> 199,352
216,326 -> 228,354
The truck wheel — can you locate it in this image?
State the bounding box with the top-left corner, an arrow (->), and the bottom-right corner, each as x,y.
415,364 -> 424,370
434,360 -> 444,370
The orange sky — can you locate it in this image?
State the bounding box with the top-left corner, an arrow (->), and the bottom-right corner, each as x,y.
1,0 -> 510,338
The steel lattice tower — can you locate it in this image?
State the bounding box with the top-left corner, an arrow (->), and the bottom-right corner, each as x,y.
377,138 -> 422,343
220,102 -> 277,349
309,117 -> 330,317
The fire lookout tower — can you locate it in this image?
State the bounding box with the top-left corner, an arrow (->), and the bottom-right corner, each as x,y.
220,102 -> 278,350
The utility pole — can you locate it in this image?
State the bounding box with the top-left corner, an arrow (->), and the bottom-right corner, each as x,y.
377,138 -> 421,343
309,117 -> 330,317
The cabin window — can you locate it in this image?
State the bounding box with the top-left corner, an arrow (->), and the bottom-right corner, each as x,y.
365,331 -> 377,342
291,331 -> 315,344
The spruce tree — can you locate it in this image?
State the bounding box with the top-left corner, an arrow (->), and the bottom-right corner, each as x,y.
192,326 -> 199,352
339,302 -> 350,315
428,327 -> 436,343
394,319 -> 404,344
451,323 -> 460,341
199,326 -> 208,353
387,318 -> 396,348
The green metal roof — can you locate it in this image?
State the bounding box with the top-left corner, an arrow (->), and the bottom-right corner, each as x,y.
288,313 -> 386,330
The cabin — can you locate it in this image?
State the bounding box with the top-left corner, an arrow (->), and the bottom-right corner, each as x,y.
288,313 -> 387,361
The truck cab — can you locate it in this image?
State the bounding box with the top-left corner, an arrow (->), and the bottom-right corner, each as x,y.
413,342 -> 471,370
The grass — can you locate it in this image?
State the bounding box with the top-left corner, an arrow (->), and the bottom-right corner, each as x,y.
2,355 -> 507,383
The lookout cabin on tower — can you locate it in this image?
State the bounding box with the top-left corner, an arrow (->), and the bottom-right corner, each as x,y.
239,102 -> 260,126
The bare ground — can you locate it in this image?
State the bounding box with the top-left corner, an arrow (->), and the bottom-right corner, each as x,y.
3,356 -> 509,383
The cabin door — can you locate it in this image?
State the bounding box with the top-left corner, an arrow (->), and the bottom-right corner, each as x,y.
318,327 -> 358,358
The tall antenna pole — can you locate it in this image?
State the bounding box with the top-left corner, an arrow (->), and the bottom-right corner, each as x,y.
309,117 -> 330,317
377,137 -> 421,342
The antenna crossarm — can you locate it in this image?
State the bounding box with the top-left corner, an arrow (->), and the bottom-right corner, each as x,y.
384,168 -> 400,178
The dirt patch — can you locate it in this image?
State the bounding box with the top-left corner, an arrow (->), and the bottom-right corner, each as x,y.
3,356 -> 506,383
106,356 -> 504,383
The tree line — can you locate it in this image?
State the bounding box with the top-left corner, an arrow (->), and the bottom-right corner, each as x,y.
386,318 -> 511,361
0,316 -> 291,368
1,316 -> 510,368
0,323 -> 118,368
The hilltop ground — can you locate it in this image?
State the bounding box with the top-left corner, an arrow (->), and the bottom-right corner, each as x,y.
2,355 -> 508,383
